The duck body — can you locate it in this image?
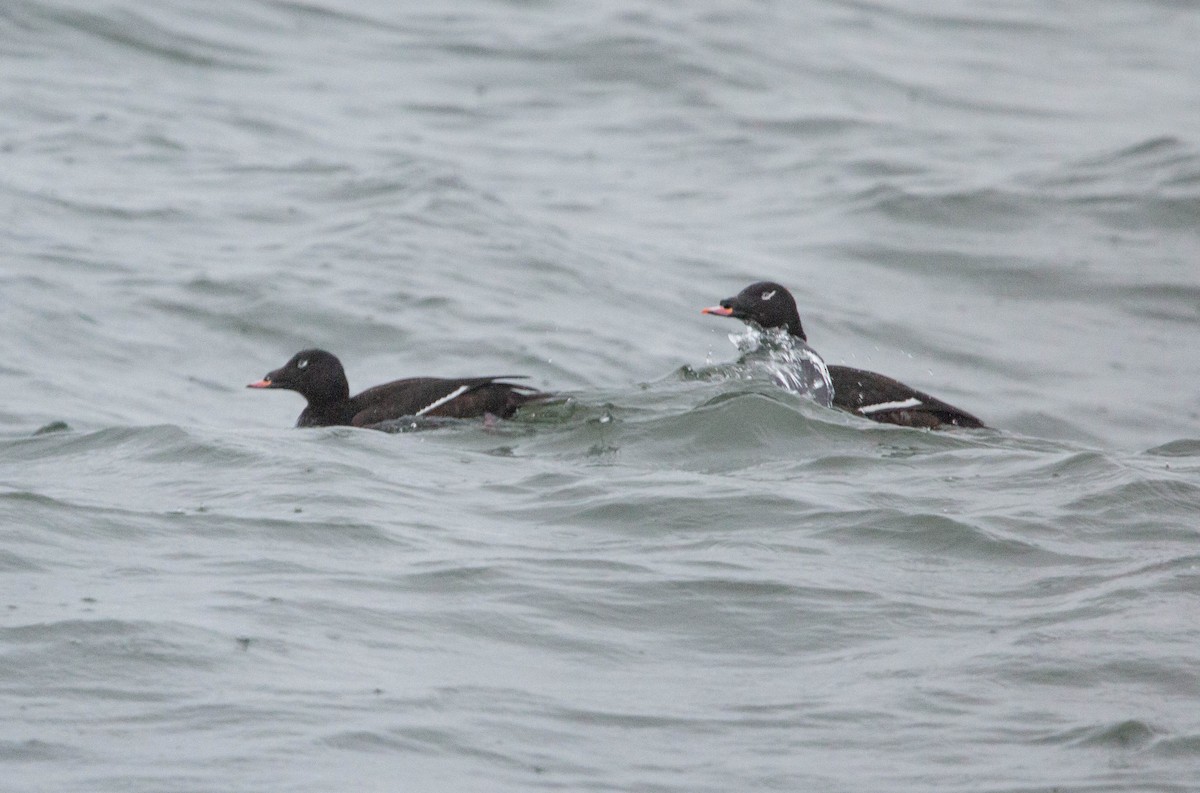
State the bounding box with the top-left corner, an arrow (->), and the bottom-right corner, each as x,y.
703,282 -> 984,430
828,365 -> 983,429
248,349 -> 542,428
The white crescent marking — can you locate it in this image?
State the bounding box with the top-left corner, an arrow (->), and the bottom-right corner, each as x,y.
415,384 -> 471,417
858,397 -> 922,414
761,290 -> 776,301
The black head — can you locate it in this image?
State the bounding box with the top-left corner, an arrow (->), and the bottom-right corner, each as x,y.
701,281 -> 806,340
247,348 -> 350,405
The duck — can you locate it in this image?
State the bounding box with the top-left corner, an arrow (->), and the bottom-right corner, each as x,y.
702,282 -> 985,429
248,349 -> 543,428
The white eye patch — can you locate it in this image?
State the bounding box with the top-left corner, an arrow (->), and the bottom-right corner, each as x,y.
297,359 -> 308,370
761,290 -> 776,301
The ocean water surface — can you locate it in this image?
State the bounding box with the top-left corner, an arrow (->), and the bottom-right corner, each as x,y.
2,1 -> 1199,791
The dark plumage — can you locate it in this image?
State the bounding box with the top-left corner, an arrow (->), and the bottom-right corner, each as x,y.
247,349 -> 543,428
702,282 -> 985,429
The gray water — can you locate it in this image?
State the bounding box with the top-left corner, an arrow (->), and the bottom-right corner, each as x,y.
3,1 -> 1199,791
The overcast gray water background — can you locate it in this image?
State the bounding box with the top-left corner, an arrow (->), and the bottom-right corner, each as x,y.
3,1 -> 1200,791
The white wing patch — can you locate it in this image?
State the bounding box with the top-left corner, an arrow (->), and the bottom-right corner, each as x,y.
761,289 -> 776,301
858,397 -> 923,415
415,384 -> 471,417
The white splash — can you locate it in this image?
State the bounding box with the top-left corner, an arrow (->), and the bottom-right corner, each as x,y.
727,326 -> 834,408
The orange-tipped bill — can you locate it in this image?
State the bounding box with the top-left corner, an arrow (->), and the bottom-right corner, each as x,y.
247,379 -> 274,389
701,305 -> 734,316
